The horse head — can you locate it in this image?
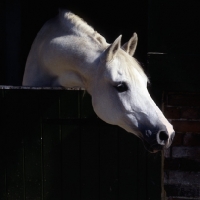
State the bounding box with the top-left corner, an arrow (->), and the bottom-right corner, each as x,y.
22,10 -> 174,152
89,33 -> 175,153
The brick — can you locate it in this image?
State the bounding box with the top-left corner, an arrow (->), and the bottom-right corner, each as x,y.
164,106 -> 181,119
172,132 -> 184,146
164,158 -> 181,170
165,171 -> 200,185
165,184 -> 200,198
171,120 -> 200,132
168,94 -> 200,106
181,107 -> 200,119
164,158 -> 200,171
172,147 -> 200,161
183,133 -> 200,146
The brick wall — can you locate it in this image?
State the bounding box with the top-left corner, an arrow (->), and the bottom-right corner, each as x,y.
163,92 -> 200,200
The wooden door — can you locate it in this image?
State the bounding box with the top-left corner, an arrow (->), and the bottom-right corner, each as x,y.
0,88 -> 162,200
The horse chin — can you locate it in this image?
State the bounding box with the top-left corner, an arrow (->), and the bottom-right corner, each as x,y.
142,139 -> 165,153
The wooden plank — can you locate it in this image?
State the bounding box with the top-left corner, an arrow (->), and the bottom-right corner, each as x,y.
0,90 -> 6,199
80,92 -> 96,118
0,89 -> 163,200
137,139 -> 148,200
42,123 -> 62,200
99,125 -> 119,200
4,121 -> 25,200
61,90 -> 81,199
39,90 -> 60,119
61,124 -> 81,200
80,91 -> 100,199
59,90 -> 80,118
80,125 -> 100,199
24,121 -> 42,200
147,152 -> 162,200
118,129 -> 138,200
2,90 -> 25,199
22,91 -> 42,200
38,90 -> 62,199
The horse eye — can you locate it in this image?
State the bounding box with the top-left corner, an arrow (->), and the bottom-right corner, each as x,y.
114,82 -> 128,93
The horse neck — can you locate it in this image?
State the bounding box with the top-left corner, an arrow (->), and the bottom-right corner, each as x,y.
52,16 -> 108,89
71,46 -> 102,90
58,39 -> 104,91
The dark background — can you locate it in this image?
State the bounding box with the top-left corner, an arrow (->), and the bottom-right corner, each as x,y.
0,0 -> 148,86
147,0 -> 200,105
1,0 -> 200,101
1,1 -> 200,199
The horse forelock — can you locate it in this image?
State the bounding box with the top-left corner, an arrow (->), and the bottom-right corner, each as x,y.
118,50 -> 149,85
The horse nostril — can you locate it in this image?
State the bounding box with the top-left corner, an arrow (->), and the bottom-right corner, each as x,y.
159,131 -> 169,141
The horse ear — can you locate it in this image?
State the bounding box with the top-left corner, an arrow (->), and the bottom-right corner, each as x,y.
122,33 -> 138,56
101,35 -> 122,62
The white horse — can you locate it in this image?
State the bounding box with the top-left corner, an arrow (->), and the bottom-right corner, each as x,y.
23,10 -> 175,152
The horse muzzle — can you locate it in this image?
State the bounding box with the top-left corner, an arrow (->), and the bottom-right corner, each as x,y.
142,129 -> 175,153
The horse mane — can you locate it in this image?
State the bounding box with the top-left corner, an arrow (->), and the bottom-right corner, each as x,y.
58,10 -> 148,83
59,9 -> 107,46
